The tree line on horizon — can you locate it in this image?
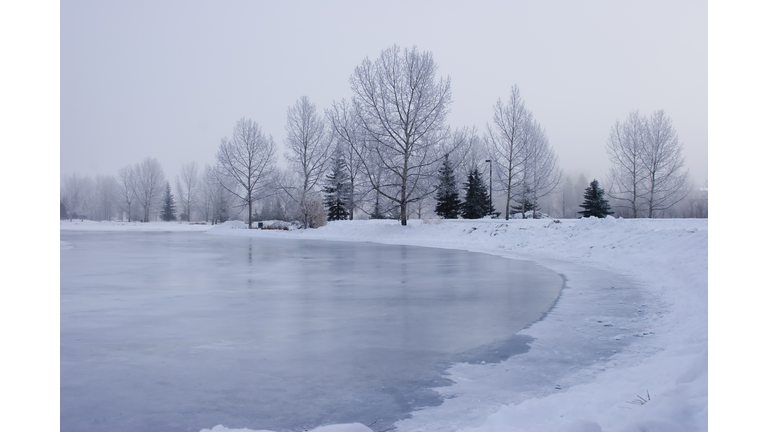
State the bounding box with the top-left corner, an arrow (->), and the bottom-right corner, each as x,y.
60,45 -> 707,226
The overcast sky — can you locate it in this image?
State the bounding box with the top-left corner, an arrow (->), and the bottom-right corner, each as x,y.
60,0 -> 707,186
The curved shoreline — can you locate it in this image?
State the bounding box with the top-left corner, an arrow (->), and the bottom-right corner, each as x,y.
62,218 -> 708,431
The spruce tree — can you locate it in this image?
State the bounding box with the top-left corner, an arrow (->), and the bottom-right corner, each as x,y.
434,155 -> 462,219
578,179 -> 613,218
461,167 -> 495,219
160,181 -> 177,221
322,150 -> 352,221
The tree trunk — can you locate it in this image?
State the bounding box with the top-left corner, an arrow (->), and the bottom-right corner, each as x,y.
400,156 -> 409,226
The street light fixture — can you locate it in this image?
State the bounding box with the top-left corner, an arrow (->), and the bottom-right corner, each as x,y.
485,159 -> 492,217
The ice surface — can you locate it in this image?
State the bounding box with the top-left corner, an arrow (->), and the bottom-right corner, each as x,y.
60,231 -> 563,432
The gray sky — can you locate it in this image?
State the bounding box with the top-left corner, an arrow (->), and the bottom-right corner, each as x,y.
60,0 -> 707,186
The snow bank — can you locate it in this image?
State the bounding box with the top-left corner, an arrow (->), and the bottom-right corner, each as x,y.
207,220 -> 248,232
61,217 -> 707,431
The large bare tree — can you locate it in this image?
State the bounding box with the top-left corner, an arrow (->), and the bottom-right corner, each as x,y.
282,96 -> 332,227
134,157 -> 166,222
215,118 -> 277,228
643,110 -> 690,217
486,85 -> 529,220
606,110 -> 689,217
605,111 -> 648,217
349,45 -> 453,226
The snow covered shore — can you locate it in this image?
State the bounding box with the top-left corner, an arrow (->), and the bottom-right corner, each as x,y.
60,217 -> 708,431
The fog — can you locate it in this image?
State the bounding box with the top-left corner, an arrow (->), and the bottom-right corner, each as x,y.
60,0 -> 707,185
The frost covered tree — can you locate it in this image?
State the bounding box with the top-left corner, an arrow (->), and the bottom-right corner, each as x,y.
486,85 -> 529,220
116,165 -> 137,221
578,180 -> 613,218
61,173 -> 93,221
515,118 -> 561,219
606,111 -> 648,217
326,98 -> 368,220
283,96 -> 333,228
557,173 -> 589,218
160,181 -> 177,221
216,118 -> 277,228
134,157 -> 166,222
643,110 -> 690,217
92,175 -> 117,221
323,147 -> 352,221
198,164 -> 216,223
349,44 -> 453,226
434,155 -> 461,219
461,167 -> 494,219
175,161 -> 199,221
606,110 -> 689,218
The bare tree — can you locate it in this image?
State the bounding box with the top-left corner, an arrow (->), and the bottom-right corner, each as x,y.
93,175 -> 118,221
515,118 -> 561,218
556,172 -> 589,218
199,163 -> 234,224
215,118 -> 277,228
449,126 -> 486,182
606,110 -> 689,218
116,165 -> 137,222
198,164 -> 216,223
349,44 -> 453,226
606,111 -> 647,217
134,157 -> 166,222
643,110 -> 690,217
175,161 -> 199,221
62,173 -> 94,221
326,98 -> 367,220
282,96 -> 332,227
486,85 -> 529,220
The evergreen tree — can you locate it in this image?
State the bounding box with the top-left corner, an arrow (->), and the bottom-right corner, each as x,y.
578,179 -> 614,218
160,181 -> 177,221
461,167 -> 495,219
434,155 -> 462,219
323,149 -> 352,221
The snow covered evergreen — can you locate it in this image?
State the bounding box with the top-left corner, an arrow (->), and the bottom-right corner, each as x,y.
323,149 -> 352,221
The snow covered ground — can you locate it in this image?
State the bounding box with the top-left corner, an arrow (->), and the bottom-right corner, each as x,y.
60,217 -> 708,431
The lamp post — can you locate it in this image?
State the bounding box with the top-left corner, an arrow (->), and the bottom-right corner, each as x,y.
485,159 -> 492,217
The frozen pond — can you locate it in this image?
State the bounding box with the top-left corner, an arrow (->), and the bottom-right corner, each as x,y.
60,231 -> 563,432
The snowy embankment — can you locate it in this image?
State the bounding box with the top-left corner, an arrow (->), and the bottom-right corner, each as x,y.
60,217 -> 708,431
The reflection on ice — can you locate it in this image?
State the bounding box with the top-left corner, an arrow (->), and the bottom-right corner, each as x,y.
60,231 -> 562,432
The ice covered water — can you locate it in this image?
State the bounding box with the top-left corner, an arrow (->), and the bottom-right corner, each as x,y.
60,231 -> 563,432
